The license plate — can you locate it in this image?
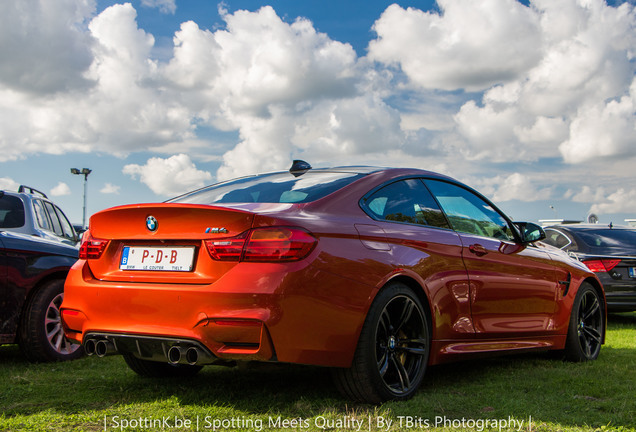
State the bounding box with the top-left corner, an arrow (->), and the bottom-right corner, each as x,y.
629,267 -> 636,278
120,246 -> 195,271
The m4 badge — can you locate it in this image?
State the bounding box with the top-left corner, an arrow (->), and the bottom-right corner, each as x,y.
205,227 -> 229,234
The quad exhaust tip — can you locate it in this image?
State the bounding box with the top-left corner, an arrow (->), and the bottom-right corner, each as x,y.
95,339 -> 116,357
84,338 -> 117,357
167,345 -> 184,364
185,347 -> 200,365
83,334 -> 217,366
84,338 -> 97,356
167,345 -> 201,365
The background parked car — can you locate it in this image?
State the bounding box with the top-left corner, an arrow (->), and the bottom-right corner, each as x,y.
0,185 -> 79,246
543,223 -> 636,312
1,187 -> 82,361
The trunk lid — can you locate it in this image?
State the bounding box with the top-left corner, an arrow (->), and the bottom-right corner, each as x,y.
86,203 -> 254,283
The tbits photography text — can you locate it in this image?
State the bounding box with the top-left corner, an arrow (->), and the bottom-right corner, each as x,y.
104,414 -> 534,431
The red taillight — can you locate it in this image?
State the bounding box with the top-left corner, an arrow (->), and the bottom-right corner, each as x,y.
243,227 -> 317,262
205,231 -> 248,261
79,232 -> 109,260
583,259 -> 621,272
205,227 -> 316,262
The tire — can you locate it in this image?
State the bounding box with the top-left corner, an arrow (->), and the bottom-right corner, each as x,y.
333,282 -> 430,403
563,282 -> 604,362
123,353 -> 203,378
18,279 -> 84,362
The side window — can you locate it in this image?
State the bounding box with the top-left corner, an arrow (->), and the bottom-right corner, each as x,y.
425,180 -> 515,241
43,202 -> 64,236
0,195 -> 25,228
33,200 -> 53,231
543,228 -> 572,249
362,179 -> 449,228
54,205 -> 75,240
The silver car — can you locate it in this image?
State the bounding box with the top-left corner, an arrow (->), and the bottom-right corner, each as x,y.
0,185 -> 79,246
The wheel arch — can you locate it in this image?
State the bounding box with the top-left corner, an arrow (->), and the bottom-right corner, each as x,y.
19,270 -> 69,330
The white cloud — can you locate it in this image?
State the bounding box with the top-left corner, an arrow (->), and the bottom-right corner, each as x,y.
0,0 -> 635,221
0,177 -> 19,191
164,6 -> 358,119
100,183 -> 120,194
566,186 -> 608,203
141,0 -> 176,15
123,154 -> 213,196
368,1 -> 543,91
0,2 -> 195,161
560,77 -> 636,163
215,94 -> 405,180
369,0 -> 636,165
566,185 -> 636,216
472,173 -> 553,202
163,6 -> 400,180
50,182 -> 71,196
453,101 -> 521,162
590,189 -> 636,215
0,0 -> 96,94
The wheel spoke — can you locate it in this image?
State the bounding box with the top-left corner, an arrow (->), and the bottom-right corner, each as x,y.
390,355 -> 411,392
398,338 -> 428,356
379,309 -> 392,334
46,323 -> 61,341
582,296 -> 600,321
54,332 -> 63,351
582,326 -> 602,345
378,348 -> 389,377
394,299 -> 414,333
582,340 -> 590,357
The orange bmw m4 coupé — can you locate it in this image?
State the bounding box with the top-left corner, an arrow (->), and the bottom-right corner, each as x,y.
61,161 -> 605,403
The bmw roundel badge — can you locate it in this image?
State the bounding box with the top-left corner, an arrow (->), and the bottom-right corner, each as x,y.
146,216 -> 158,232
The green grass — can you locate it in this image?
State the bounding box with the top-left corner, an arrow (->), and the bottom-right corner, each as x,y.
1,313 -> 635,432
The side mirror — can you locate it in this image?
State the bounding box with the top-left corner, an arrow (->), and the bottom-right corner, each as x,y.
515,222 -> 546,244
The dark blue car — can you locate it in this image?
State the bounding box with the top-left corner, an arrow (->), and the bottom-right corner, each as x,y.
1,191 -> 82,361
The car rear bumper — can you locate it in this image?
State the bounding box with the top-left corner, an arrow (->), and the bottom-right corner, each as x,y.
598,279 -> 636,312
606,294 -> 636,311
61,260 -> 372,368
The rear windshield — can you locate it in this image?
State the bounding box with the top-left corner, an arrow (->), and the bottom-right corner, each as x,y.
576,229 -> 636,251
0,195 -> 25,228
169,171 -> 366,204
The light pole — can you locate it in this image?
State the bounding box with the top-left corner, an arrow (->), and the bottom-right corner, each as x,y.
70,168 -> 92,229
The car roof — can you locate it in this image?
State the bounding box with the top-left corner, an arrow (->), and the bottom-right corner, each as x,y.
263,165 -> 456,180
192,166 -> 457,192
239,165 -> 446,176
1,188 -> 50,202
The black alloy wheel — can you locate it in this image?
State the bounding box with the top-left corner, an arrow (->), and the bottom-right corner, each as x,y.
564,282 -> 604,361
375,294 -> 428,395
333,282 -> 430,403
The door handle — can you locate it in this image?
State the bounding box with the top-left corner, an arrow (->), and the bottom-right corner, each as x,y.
469,244 -> 488,256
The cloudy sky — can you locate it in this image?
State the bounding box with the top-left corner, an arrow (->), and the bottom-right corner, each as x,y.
1,0 -> 635,226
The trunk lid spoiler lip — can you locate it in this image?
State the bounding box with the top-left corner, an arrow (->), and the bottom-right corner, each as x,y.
88,203 -> 257,241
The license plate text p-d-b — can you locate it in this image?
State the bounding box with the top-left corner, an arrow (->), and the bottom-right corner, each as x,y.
120,246 -> 195,271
